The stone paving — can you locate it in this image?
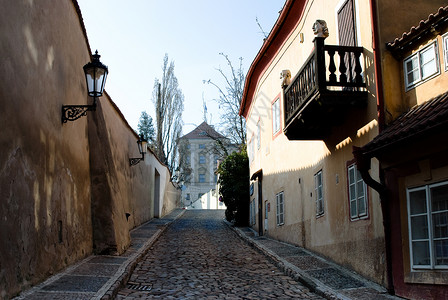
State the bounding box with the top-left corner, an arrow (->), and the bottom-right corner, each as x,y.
232,227 -> 400,300
116,210 -> 323,299
13,209 -> 185,300
14,209 -> 401,300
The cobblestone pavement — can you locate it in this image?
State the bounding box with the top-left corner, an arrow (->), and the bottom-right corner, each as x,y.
116,210 -> 323,299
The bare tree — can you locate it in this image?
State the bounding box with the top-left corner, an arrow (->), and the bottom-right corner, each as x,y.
153,54 -> 184,174
204,53 -> 246,147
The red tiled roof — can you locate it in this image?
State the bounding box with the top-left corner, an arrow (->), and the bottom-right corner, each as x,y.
387,6 -> 448,51
361,91 -> 448,155
181,122 -> 225,140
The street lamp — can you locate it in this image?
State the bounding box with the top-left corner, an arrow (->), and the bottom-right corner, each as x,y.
62,50 -> 108,123
129,135 -> 148,166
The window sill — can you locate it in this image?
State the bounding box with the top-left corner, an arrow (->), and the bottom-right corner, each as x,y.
404,270 -> 448,285
350,215 -> 369,222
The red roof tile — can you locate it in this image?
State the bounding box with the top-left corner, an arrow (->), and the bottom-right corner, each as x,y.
387,6 -> 448,52
361,91 -> 448,155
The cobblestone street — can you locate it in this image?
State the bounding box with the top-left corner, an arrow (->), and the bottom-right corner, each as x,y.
116,210 -> 323,299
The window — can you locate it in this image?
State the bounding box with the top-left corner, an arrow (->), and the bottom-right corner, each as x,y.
443,34 -> 448,70
199,155 -> 206,164
404,42 -> 439,90
315,171 -> 324,216
199,144 -> 205,149
199,174 -> 205,183
348,164 -> 368,220
186,193 -> 190,201
248,137 -> 254,164
408,182 -> 448,270
186,155 -> 191,165
214,174 -> 217,183
250,200 -> 256,225
337,0 -> 357,47
265,201 -> 269,220
257,121 -> 261,149
276,192 -> 284,226
272,98 -> 281,135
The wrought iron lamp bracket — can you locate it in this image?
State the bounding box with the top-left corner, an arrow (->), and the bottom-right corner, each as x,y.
129,154 -> 144,166
61,99 -> 97,123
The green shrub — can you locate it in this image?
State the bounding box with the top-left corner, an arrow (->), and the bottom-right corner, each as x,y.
217,149 -> 249,226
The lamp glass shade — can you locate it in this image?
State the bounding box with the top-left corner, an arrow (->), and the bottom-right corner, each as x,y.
141,140 -> 148,154
83,51 -> 108,97
137,140 -> 143,154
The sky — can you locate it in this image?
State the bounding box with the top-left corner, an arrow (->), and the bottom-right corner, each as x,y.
77,0 -> 285,135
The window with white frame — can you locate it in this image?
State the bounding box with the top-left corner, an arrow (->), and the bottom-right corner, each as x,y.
199,144 -> 205,149
404,41 -> 439,90
272,98 -> 281,135
276,191 -> 284,225
199,154 -> 206,164
348,164 -> 368,220
250,200 -> 256,225
315,170 -> 324,216
249,137 -> 255,163
443,33 -> 448,70
407,181 -> 448,269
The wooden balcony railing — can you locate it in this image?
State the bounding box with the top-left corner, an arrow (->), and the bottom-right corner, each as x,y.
283,37 -> 367,139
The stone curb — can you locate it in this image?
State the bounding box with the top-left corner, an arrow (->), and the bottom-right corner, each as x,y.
97,209 -> 186,300
224,220 -> 348,300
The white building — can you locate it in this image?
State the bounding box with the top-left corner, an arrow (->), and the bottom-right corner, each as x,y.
179,122 -> 234,209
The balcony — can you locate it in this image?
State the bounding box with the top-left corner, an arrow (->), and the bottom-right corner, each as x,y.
283,37 -> 368,140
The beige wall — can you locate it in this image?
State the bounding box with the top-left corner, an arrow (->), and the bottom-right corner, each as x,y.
0,1 -> 93,297
0,1 -> 179,298
246,0 -> 386,284
376,0 -> 448,123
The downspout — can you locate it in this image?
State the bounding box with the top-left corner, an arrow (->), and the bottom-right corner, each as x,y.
365,0 -> 394,294
369,0 -> 395,294
353,145 -> 394,295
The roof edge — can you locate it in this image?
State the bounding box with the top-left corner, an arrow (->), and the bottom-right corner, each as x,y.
239,0 -> 308,118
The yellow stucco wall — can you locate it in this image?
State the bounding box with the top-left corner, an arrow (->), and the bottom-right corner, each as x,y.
377,0 -> 448,123
246,0 -> 386,284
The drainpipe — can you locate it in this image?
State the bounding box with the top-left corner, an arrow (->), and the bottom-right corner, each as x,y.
363,0 -> 395,294
353,145 -> 394,295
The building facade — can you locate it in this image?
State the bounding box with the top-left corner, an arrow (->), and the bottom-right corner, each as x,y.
356,6 -> 448,299
179,122 -> 233,208
239,0 -> 447,296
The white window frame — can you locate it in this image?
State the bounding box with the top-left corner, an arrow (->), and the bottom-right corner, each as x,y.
272,98 -> 281,135
443,33 -> 448,71
407,181 -> 448,270
315,170 -> 324,217
276,191 -> 284,226
250,200 -> 256,225
348,164 -> 368,220
199,154 -> 206,164
404,41 -> 439,91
